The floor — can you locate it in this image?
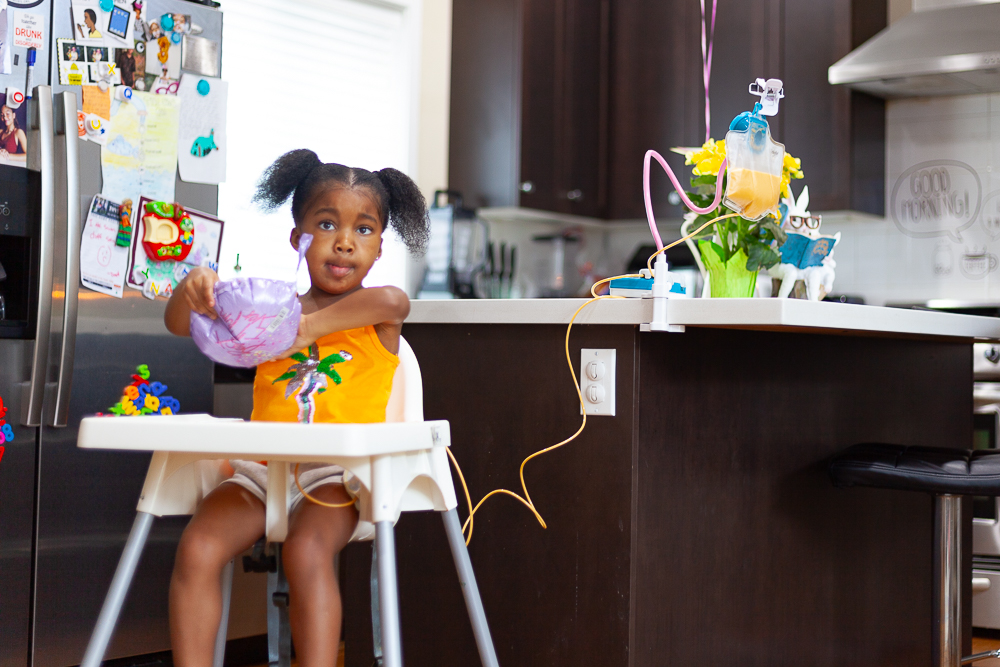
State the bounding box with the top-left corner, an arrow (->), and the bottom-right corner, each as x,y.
972,636 -> 1000,665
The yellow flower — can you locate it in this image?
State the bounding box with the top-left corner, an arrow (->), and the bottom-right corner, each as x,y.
780,151 -> 804,198
686,138 -> 727,176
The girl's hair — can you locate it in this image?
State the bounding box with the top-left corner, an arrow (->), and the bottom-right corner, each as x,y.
253,149 -> 429,255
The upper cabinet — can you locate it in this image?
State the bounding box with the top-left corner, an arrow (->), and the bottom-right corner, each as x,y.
449,0 -> 886,219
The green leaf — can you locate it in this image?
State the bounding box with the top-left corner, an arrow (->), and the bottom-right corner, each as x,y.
745,242 -> 781,272
757,218 -> 787,246
322,368 -> 343,385
272,371 -> 296,384
290,352 -> 308,363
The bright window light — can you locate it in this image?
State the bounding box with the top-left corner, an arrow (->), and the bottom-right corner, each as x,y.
218,0 -> 417,292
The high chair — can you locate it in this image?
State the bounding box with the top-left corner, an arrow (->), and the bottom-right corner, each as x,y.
77,338 -> 499,667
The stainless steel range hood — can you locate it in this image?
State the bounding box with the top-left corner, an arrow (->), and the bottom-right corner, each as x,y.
828,0 -> 1000,98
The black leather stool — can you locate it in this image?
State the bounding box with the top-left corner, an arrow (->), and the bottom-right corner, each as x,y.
830,444 -> 1000,667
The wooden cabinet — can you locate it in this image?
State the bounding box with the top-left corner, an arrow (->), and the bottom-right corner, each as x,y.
449,0 -> 610,217
449,0 -> 886,219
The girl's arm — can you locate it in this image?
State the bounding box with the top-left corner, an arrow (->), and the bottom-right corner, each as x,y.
164,267 -> 220,336
280,286 -> 409,357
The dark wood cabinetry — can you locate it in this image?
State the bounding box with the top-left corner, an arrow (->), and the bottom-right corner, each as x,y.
449,0 -> 886,219
450,0 -> 609,217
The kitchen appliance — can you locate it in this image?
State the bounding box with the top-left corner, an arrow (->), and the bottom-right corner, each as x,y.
531,231 -> 582,298
828,0 -> 1000,97
418,191 -> 489,299
0,4 -> 256,667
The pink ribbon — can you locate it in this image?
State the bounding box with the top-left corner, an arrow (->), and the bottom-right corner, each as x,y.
701,0 -> 718,144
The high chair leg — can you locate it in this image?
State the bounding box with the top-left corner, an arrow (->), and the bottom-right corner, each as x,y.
442,509 -> 500,667
213,559 -> 234,667
375,521 -> 402,667
81,512 -> 155,667
267,545 -> 291,667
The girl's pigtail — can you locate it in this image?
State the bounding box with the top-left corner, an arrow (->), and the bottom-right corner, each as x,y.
254,149 -> 322,211
376,168 -> 430,255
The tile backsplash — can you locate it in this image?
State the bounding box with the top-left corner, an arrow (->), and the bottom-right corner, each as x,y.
827,93 -> 1000,306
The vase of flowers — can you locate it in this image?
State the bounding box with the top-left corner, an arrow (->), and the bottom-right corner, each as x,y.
675,139 -> 804,298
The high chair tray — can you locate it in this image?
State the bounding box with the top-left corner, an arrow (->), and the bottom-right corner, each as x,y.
78,414 -> 451,458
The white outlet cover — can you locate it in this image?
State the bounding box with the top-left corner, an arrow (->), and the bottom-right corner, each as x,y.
580,348 -> 616,416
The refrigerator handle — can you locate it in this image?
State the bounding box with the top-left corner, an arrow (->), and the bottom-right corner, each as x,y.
21,86 -> 55,427
51,91 -> 81,427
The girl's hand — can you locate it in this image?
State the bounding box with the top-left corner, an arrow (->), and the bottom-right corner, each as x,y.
0,149 -> 8,160
181,267 -> 220,320
275,312 -> 316,359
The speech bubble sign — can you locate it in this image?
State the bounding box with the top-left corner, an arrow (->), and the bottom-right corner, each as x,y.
980,190 -> 1000,241
890,160 -> 982,242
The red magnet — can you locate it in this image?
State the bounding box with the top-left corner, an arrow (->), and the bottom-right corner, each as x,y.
141,201 -> 194,262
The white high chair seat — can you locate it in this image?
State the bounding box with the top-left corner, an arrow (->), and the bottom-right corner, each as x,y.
77,339 -> 499,667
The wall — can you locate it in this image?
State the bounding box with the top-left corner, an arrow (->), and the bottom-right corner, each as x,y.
407,0 -> 453,293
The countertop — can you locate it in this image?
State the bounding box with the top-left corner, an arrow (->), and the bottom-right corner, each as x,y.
406,298 -> 1000,340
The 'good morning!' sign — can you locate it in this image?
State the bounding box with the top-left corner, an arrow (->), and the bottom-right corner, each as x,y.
890,160 -> 982,242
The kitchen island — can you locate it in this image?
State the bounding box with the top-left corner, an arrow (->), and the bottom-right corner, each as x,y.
341,299 -> 1000,667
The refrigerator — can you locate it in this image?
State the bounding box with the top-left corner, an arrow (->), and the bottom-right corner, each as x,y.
0,3 -> 254,667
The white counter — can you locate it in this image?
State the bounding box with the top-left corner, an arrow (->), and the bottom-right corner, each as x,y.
406,298 -> 1000,340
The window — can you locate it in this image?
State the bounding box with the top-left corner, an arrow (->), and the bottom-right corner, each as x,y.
218,0 -> 420,292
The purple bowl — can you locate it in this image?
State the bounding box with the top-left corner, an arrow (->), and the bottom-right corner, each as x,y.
190,276 -> 303,368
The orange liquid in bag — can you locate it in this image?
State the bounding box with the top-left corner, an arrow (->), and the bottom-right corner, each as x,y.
725,168 -> 781,220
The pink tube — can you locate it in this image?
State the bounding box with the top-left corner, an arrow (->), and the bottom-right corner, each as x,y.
643,149 -> 727,250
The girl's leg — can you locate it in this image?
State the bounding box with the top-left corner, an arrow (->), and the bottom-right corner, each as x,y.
170,484 -> 265,667
282,484 -> 359,667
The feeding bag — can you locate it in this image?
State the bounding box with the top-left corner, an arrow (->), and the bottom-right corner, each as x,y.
190,235 -> 312,368
723,112 -> 785,221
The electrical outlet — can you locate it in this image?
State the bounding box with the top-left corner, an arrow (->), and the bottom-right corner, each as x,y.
580,348 -> 615,416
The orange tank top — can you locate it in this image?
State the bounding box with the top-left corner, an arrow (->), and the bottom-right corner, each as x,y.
251,325 -> 399,424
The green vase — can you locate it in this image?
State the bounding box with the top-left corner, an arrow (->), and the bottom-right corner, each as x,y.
698,240 -> 757,298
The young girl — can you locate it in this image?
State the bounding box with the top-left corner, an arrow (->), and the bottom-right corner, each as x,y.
163,149 -> 429,667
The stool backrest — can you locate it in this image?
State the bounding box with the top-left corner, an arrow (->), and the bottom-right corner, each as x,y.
385,337 -> 424,423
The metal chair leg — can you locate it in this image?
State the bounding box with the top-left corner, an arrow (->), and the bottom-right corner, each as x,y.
375,521 -> 403,667
935,494 -> 961,667
213,559 -> 234,667
442,508 -> 500,667
371,542 -> 383,665
81,512 -> 155,667
267,545 -> 291,667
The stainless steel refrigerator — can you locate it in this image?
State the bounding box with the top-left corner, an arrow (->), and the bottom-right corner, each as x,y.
0,3 -> 233,667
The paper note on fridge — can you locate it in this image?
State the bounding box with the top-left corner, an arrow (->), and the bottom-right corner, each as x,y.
101,90 -> 180,204
177,75 -> 227,184
0,1 -> 11,76
13,10 -> 44,49
80,195 -> 130,298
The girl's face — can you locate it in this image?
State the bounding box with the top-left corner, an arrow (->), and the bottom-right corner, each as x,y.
1,106 -> 13,127
291,185 -> 384,297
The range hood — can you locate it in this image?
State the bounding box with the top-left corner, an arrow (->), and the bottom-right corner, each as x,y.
828,0 -> 1000,98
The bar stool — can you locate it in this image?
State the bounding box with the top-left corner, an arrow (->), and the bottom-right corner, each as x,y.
829,443 -> 1000,667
